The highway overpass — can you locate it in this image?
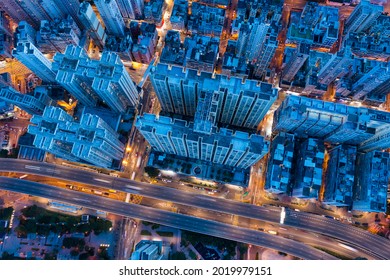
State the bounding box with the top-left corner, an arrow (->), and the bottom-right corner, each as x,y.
0,176 -> 336,260
0,159 -> 389,259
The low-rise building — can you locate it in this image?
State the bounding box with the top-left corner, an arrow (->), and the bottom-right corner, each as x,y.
265,132 -> 295,194
353,151 -> 389,212
0,86 -> 53,115
292,138 -> 324,199
184,35 -> 219,73
287,2 -> 339,50
144,0 -> 166,26
160,30 -> 185,66
324,145 -> 357,207
170,0 -> 188,30
272,95 -> 390,146
188,2 -> 225,37
37,17 -> 80,54
131,240 -> 163,260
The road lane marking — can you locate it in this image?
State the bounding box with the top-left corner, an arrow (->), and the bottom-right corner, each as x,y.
73,198 -> 90,202
125,185 -> 142,191
25,165 -> 41,171
196,195 -> 216,202
94,178 -> 112,184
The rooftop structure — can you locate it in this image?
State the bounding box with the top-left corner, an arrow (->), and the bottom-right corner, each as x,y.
150,63 -> 278,129
116,0 -> 144,20
92,51 -> 140,112
265,132 -> 295,194
292,138 -> 324,199
184,35 -> 220,72
170,0 -> 188,30
188,2 -> 225,37
350,62 -> 390,101
282,43 -> 310,83
131,240 -> 163,260
94,0 -> 125,37
52,45 -> 100,107
104,35 -> 133,61
222,41 -> 249,78
121,21 -> 157,64
344,0 -> 383,35
370,14 -> 390,38
28,106 -> 124,168
144,0 -> 166,26
273,95 -> 390,145
316,48 -> 354,86
135,113 -> 269,169
324,145 -> 357,207
14,21 -> 36,45
37,17 -> 80,54
78,2 -> 106,49
353,151 -> 389,212
53,45 -> 139,112
13,41 -> 57,83
288,3 -> 339,49
0,86 -> 53,115
344,32 -> 390,61
160,30 -> 186,66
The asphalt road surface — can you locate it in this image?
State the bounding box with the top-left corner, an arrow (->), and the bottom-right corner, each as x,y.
0,159 -> 389,259
0,176 -> 336,260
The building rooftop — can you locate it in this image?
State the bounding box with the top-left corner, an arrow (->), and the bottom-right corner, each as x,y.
353,151 -> 389,212
293,138 -> 324,199
170,0 -> 188,30
265,132 -> 295,194
160,30 -> 185,66
188,2 -> 225,36
144,0 -> 166,24
324,145 -> 357,207
288,3 -> 339,49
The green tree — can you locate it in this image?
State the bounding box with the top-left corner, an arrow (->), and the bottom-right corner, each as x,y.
79,252 -> 89,260
1,251 -> 13,260
169,252 -> 186,260
144,166 -> 160,178
62,237 -> 85,249
0,207 -> 13,220
91,218 -> 112,235
0,149 -> 8,158
77,223 -> 91,234
189,250 -> 197,260
151,224 -> 160,230
70,250 -> 79,258
98,247 -> 110,260
9,147 -> 19,158
24,219 -> 38,234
